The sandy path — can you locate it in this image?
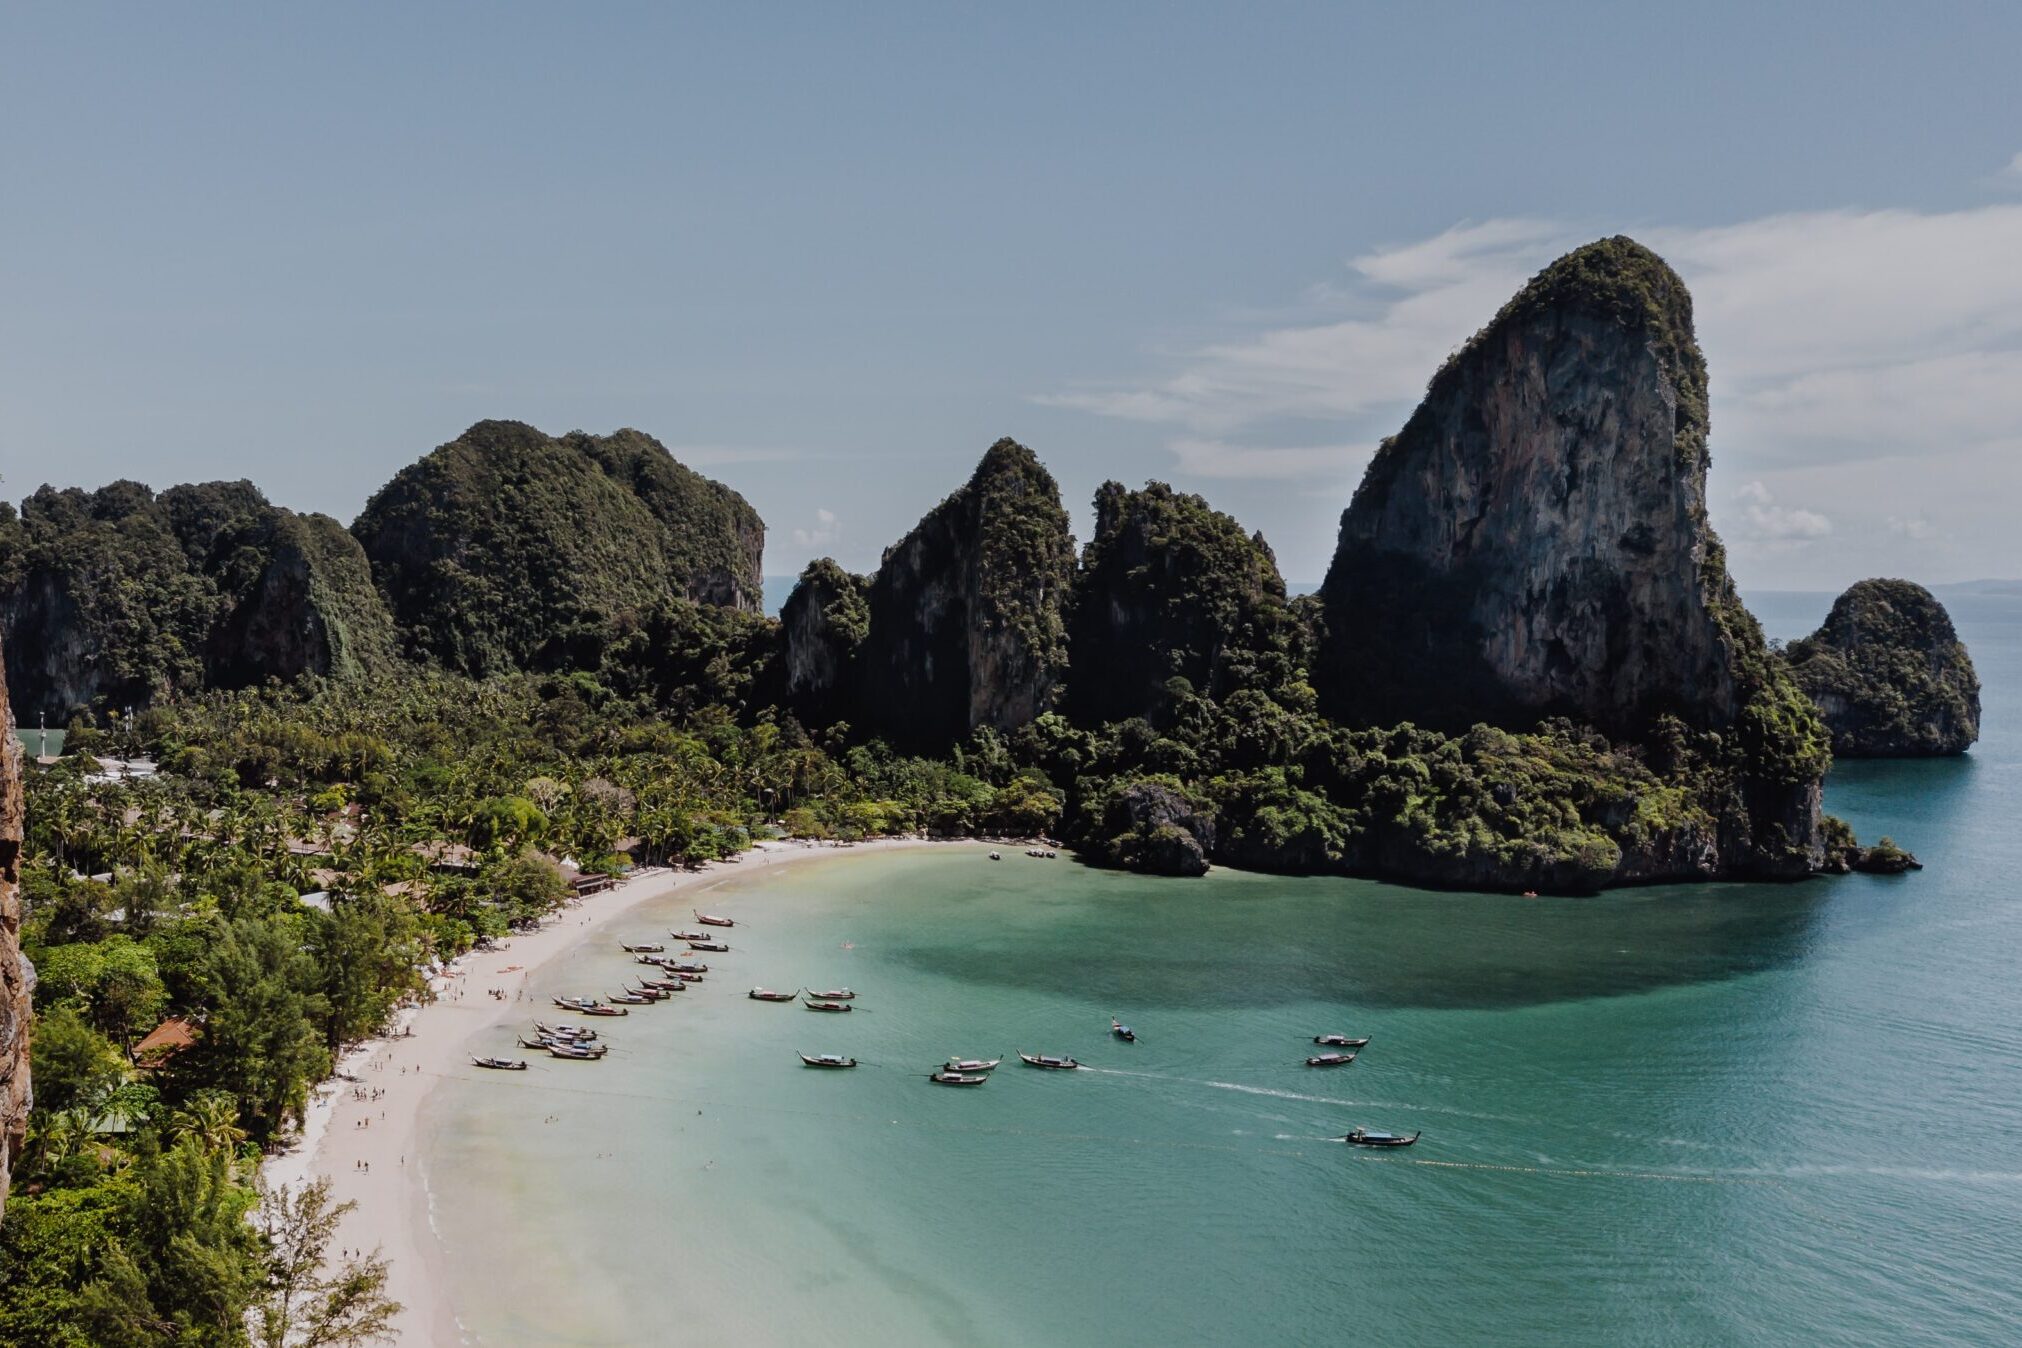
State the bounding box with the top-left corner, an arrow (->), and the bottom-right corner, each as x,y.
258,837 -> 947,1345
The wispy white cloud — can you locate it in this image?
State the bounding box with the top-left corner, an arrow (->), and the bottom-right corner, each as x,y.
1888,514 -> 1934,540
1732,480 -> 1832,542
792,507 -> 841,549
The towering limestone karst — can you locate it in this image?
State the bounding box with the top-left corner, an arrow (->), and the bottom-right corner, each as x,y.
0,639 -> 27,1223
0,479 -> 394,720
852,438 -> 1074,748
1318,236 -> 1829,877
351,420 -> 765,676
1784,579 -> 1980,756
1067,480 -> 1299,727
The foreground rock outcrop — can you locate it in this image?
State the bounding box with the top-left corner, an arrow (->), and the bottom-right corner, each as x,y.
1079,778 -> 1216,877
1315,236 -> 1830,882
0,640 -> 28,1222
353,421 -> 765,676
0,480 -> 393,720
1784,580 -> 1980,756
851,439 -> 1074,748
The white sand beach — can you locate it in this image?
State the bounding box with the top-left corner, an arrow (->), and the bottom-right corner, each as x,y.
259,838 -> 945,1345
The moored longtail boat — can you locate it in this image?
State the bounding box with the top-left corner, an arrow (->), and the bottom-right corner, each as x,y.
580,1003 -> 629,1017
548,1042 -> 606,1060
671,930 -> 711,943
1337,1128 -> 1420,1148
1018,1052 -> 1080,1070
749,988 -> 800,1002
1111,1018 -> 1136,1042
695,911 -> 736,927
807,988 -> 855,1001
927,1071 -> 989,1086
620,942 -> 665,953
687,940 -> 731,953
803,997 -> 853,1013
799,1052 -> 858,1068
471,1056 -> 528,1071
944,1056 -> 1002,1073
1305,1052 -> 1357,1067
533,1021 -> 596,1041
1312,1035 -> 1370,1048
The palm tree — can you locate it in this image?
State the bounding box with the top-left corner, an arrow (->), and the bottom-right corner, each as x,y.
171,1091 -> 249,1158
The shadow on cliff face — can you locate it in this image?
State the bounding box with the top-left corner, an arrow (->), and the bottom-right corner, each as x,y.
879,865 -> 1832,1012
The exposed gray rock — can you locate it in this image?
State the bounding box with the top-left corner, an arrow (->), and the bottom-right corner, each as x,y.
857,439 -> 1074,748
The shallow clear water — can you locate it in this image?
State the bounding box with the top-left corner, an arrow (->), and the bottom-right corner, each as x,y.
423,592 -> 2022,1346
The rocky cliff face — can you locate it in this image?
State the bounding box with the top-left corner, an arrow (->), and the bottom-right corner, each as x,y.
778,558 -> 871,723
0,481 -> 395,720
1784,580 -> 1980,756
1317,237 -> 1829,880
209,511 -> 398,688
857,439 -> 1074,748
0,640 -> 30,1223
353,421 -> 765,677
1068,481 -> 1296,727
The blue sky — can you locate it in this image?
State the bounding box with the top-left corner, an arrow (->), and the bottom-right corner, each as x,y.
4,3 -> 2020,589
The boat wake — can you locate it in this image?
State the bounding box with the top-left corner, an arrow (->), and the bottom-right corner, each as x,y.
1085,1067 -> 1532,1124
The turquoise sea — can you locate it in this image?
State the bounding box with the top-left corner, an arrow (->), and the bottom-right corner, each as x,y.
421,591 -> 2022,1346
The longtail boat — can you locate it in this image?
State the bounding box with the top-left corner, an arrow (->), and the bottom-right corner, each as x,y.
803,997 -> 853,1013
471,1056 -> 527,1071
687,940 -> 731,953
671,930 -> 711,942
1338,1129 -> 1420,1148
1305,1052 -> 1357,1067
533,1021 -> 595,1041
1111,1018 -> 1136,1042
620,942 -> 665,953
927,1071 -> 989,1086
749,988 -> 800,1002
695,911 -> 736,928
1312,1035 -> 1370,1048
799,1053 -> 858,1069
807,988 -> 855,1001
1018,1052 -> 1080,1070
548,1042 -> 605,1060
944,1056 -> 1002,1073
580,1003 -> 629,1017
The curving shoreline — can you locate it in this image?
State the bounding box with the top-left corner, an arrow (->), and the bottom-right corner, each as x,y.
258,838 -> 949,1345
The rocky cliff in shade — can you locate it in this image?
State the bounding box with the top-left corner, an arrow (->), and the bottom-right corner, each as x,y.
1784,580 -> 1980,755
0,480 -> 394,720
778,558 -> 871,725
0,639 -> 28,1223
1316,236 -> 1830,879
1067,482 -> 1299,727
353,421 -> 765,676
855,439 -> 1074,748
